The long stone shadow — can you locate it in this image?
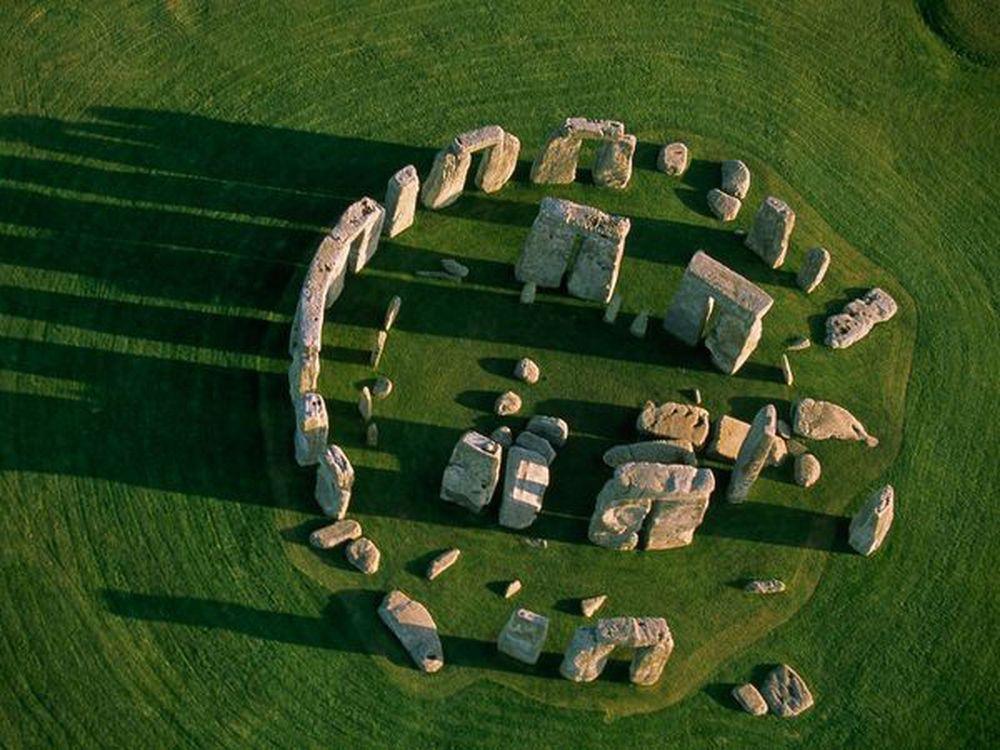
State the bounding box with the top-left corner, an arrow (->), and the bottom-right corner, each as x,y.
699,499 -> 852,553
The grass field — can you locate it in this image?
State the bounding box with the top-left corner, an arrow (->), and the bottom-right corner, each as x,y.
1,2 -> 997,748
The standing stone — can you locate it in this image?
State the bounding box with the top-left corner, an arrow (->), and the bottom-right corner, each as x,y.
657,142 -> 689,176
707,415 -> 751,461
531,117 -> 626,185
383,165 -> 419,237
365,422 -> 379,448
426,548 -> 461,580
345,537 -> 380,574
498,446 -> 550,529
744,579 -> 786,594
559,627 -> 614,682
727,405 -> 778,502
602,440 -> 697,468
636,401 -> 711,448
440,431 -> 503,512
519,281 -> 536,304
707,188 -> 742,221
421,125 -> 520,209
288,349 -> 320,400
294,392 -> 328,466
514,357 -> 540,384
315,444 -> 354,518
797,246 -> 830,293
441,258 -> 469,279
560,617 -> 673,685
630,635 -> 675,686
526,415 -> 570,447
769,436 -> 789,467
378,590 -> 444,673
503,579 -> 522,599
629,311 -> 649,338
494,390 -> 522,416
580,595 -> 607,618
370,329 -> 388,369
745,196 -> 795,269
849,484 -> 894,556
693,387 -> 702,405
593,133 -> 637,189
781,354 -> 794,386
721,159 -> 751,199
490,425 -> 513,447
515,431 -> 556,465
309,519 -> 362,550
792,398 -> 878,446
794,453 -> 821,488
825,287 -> 898,348
498,608 -> 549,665
372,376 -> 393,400
383,295 -> 402,331
732,683 -> 769,716
358,386 -> 373,422
603,293 -> 623,323
760,664 -> 814,717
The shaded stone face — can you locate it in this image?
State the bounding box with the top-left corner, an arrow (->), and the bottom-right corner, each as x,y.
707,187 -> 742,221
721,159 -> 751,199
439,430 -> 503,512
825,287 -> 897,348
315,444 -> 354,518
658,142 -> 689,176
797,246 -> 831,293
526,414 -> 569,447
593,133 -> 637,189
514,431 -> 555,465
497,608 -> 549,665
294,392 -> 328,467
383,165 -> 419,238
727,404 -> 778,502
378,590 -> 444,673
745,196 -> 795,268
602,439 -> 697,468
849,484 -> 894,556
420,126 -> 520,209
531,117 -> 633,188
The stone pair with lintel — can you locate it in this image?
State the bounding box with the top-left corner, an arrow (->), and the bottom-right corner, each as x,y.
530,117 -> 636,189
420,125 -> 521,209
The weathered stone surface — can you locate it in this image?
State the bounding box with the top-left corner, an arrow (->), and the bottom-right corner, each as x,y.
792,398 -> 878,446
589,462 -> 715,550
787,336 -> 811,351
370,329 -> 387,369
490,425 -> 513,447
383,165 -> 418,238
499,446 -> 550,529
732,683 -> 769,716
309,519 -> 362,550
495,390 -> 522,416
721,159 -> 751,199
498,608 -> 549,665
345,537 -> 380,574
383,295 -> 402,331
794,453 -> 821,488
658,142 -> 688,176
761,664 -> 814,717
295,392 -> 328,466
636,401 -> 711,448
768,436 -> 788,468
315,444 -> 354,518
372,376 -> 393,400
358,386 -> 373,422
338,197 -> 387,274
629,310 -> 649,338
440,431 -> 503,512
365,422 -> 379,448
515,430 -> 556,465
781,354 -> 794,386
519,281 -> 536,304
602,440 -> 697,468
603,293 -> 623,323
527,415 -> 570,447
662,251 -> 774,375
421,125 -> 520,209
849,484 -> 894,556
727,405 -> 778,502
707,415 -> 750,461
581,595 -> 608,618
426,548 -> 461,580
593,134 -> 637,189
441,258 -> 469,279
515,197 -> 631,304
797,246 -> 830,294
521,536 -> 548,550
378,590 -> 443,673
825,287 -> 897,348
514,357 -> 540,384
745,196 -> 795,269
561,617 -> 673,685
288,349 -> 320,399
707,188 -> 742,221
531,117 -> 629,186
744,578 -> 786,594
559,627 -> 614,682
503,579 -> 522,599
630,637 -> 675,686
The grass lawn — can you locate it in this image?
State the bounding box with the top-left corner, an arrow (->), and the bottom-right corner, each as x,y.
1,2 -> 997,748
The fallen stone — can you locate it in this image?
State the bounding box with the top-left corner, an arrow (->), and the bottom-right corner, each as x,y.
521,536 -> 548,550
378,590 -> 444,673
372,376 -> 393,400
520,281 -> 536,304
693,387 -> 702,405
637,400 -> 711,448
745,196 -> 795,269
825,287 -> 897,349
515,430 -> 556,465
707,415 -> 751,461
315,444 -> 354,518
658,142 -> 689,176
629,310 -> 649,338
849,484 -> 894,556
727,405 -> 778,502
797,246 -> 830,294
732,683 -> 769,716
794,453 -> 821,488
295,392 -> 328,466
721,159 -> 751,199
498,608 -> 549,665
707,188 -> 742,221
786,438 -> 808,456
440,431 -> 503,512
781,354 -> 794,386
441,258 -> 469,279
580,595 -> 607,618
792,398 -> 878,446
365,422 -> 379,448
499,446 -> 550,529
495,390 -> 522,416
370,329 -> 387,369
426,548 -> 461,580
744,578 -> 786,594
345,537 -> 380,574
503,579 -> 522,599
786,336 -> 811,351
602,439 -> 697,468
514,357 -> 540,384
358,386 -> 373,422
603,293 -> 623,323
490,425 -> 513,447
383,295 -> 402,331
309,519 -> 362,550
526,415 -> 569,447
760,664 -> 814,717
383,165 -> 418,238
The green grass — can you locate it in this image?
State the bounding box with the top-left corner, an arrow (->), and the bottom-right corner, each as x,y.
0,1 -> 997,748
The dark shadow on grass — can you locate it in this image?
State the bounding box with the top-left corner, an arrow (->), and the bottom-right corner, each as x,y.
703,682 -> 743,711
699,499 -> 852,553
479,356 -> 518,379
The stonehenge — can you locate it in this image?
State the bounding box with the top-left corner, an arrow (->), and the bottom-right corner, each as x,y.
849,484 -> 894,556
426,548 -> 461,580
515,197 -> 631,304
315,444 -> 354,518
792,398 -> 878,446
589,462 -> 715,551
636,400 -> 711,448
560,617 -> 674,686
797,246 -> 830,293
760,664 -> 814,717
440,430 -> 503,512
602,439 -> 697,468
498,445 -> 550,529
745,196 -> 795,268
658,142 -> 689,176
378,590 -> 444,673
294,392 -> 328,466
531,117 -> 636,189
497,608 -> 549,665
825,287 -> 897,348
383,165 -> 418,237
421,125 -> 521,209
662,251 -> 774,375
727,404 -> 779,503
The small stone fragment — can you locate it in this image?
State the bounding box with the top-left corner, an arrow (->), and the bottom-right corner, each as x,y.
426,548 -> 461,580
745,196 -> 795,268
383,295 -> 402,331
358,386 -> 373,422
781,354 -> 794,386
602,439 -> 697,468
721,159 -> 751,199
441,258 -> 469,279
786,336 -> 811,351
345,537 -> 380,574
732,683 -> 769,716
797,246 -> 830,294
603,293 -> 623,323
794,453 -> 821,488
658,142 -> 689,176
526,415 -> 570,447
825,287 -> 897,348
520,281 -> 536,304
580,595 -> 607,618
637,400 -> 711,448
760,664 -> 814,717
503,579 -> 522,599
365,422 -> 379,447
744,578 -> 786,594
372,376 -> 393,400
707,187 -> 742,221
693,388 -> 702,405
792,398 -> 878,446
629,310 -> 649,338
849,484 -> 894,556
521,536 -> 548,549
515,430 -> 556,465
514,357 -> 540,385
378,590 -> 443,673
490,425 -> 513,447
309,519 -> 362,550
494,390 -> 522,416
370,329 -> 387,369
497,608 -> 549,665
